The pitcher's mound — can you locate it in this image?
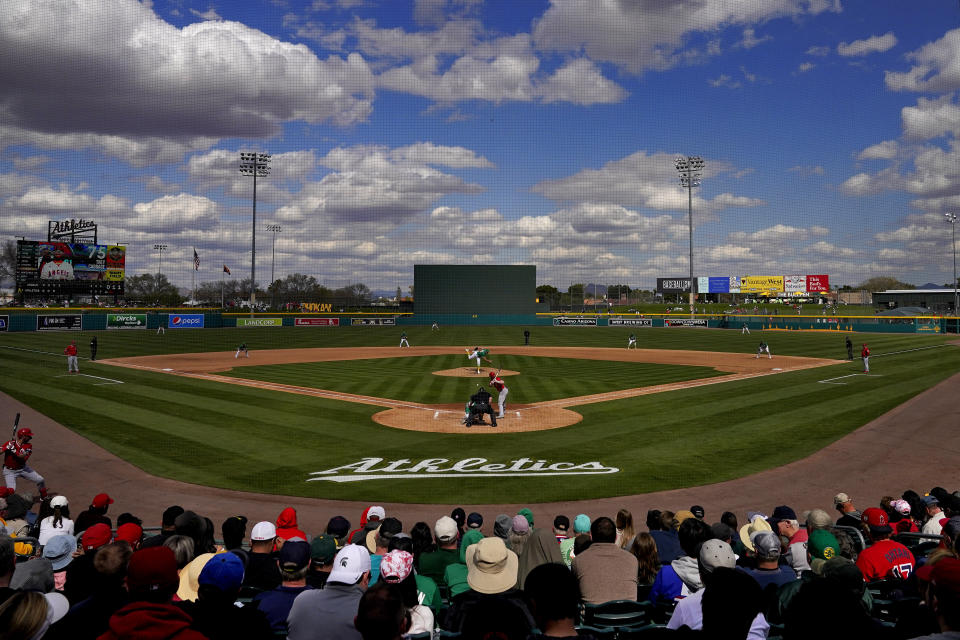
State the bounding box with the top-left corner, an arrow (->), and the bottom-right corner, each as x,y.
372,404 -> 582,433
433,368 -> 519,378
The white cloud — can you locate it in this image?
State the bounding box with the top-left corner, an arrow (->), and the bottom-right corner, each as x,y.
901,96 -> 960,141
858,140 -> 899,160
885,28 -> 960,93
837,32 -> 897,57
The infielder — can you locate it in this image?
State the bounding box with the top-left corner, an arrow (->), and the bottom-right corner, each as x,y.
742,323 -> 751,335
400,331 -> 410,347
64,340 -> 79,373
627,333 -> 637,349
465,347 -> 492,374
2,427 -> 47,498
862,343 -> 870,373
235,343 -> 250,358
756,341 -> 772,359
488,371 -> 509,418
431,321 -> 440,332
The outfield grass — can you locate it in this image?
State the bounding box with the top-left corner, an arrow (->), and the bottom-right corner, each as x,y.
1,325 -> 957,503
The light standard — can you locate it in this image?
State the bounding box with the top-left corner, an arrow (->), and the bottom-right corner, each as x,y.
676,156 -> 705,318
240,152 -> 271,314
153,243 -> 168,302
266,223 -> 281,309
947,212 -> 958,315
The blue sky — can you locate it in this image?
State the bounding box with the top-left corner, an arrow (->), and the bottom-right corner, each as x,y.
4,0 -> 960,294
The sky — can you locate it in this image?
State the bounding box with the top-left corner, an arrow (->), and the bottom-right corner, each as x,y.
4,0 -> 960,295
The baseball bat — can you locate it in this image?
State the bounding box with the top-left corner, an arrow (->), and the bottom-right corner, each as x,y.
12,412 -> 20,439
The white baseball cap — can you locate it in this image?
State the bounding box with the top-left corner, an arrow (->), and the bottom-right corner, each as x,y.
250,521 -> 277,541
50,495 -> 69,508
327,544 -> 371,584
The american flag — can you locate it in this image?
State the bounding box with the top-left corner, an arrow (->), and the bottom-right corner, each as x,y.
193,249 -> 199,271
223,264 -> 231,275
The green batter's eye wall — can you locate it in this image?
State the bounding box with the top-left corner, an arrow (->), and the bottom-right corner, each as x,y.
414,264 -> 537,315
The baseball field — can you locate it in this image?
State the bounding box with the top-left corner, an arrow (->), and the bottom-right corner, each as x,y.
1,324 -> 957,504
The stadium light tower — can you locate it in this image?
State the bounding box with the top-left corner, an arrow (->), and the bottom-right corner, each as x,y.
153,243 -> 168,296
676,156 -> 705,318
240,152 -> 271,314
947,212 -> 958,314
266,223 -> 281,308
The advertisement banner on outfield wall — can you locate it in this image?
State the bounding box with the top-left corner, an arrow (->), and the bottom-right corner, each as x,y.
708,277 -> 730,293
663,318 -> 708,327
37,314 -> 82,331
351,318 -> 396,326
740,276 -> 784,293
806,274 -> 830,292
784,275 -> 807,293
728,276 -> 741,293
295,318 -> 340,327
554,317 -> 598,326
697,277 -> 709,294
237,318 -> 282,327
168,314 -> 204,329
609,318 -> 653,327
657,278 -> 692,294
107,313 -> 147,329
0,315 -> 7,332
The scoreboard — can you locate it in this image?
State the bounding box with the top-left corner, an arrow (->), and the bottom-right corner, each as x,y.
16,241 -> 125,296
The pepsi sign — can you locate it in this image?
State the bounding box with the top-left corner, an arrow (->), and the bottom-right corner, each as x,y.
168,313 -> 204,329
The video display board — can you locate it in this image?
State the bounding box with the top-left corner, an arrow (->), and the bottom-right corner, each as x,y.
16,241 -> 125,296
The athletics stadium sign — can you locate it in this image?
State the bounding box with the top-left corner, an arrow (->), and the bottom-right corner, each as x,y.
308,457 -> 619,483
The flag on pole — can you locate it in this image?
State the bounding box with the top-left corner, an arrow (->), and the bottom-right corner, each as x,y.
223,264 -> 231,275
193,248 -> 200,271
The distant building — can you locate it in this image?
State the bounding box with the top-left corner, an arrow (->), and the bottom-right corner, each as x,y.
873,289 -> 956,312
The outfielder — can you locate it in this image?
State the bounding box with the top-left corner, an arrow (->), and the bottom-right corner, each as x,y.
488,371 -> 509,418
64,340 -> 79,373
862,343 -> 870,373
465,347 -> 492,374
431,321 -> 440,332
742,322 -> 751,335
3,427 -> 47,498
756,340 -> 772,359
627,333 -> 637,349
400,331 -> 410,347
235,343 -> 250,358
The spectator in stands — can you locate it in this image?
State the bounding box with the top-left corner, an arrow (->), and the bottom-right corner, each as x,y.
38,495 -> 73,545
442,536 -> 533,635
173,510 -> 208,559
739,531 -> 797,590
115,523 -> 143,550
649,516 -> 712,604
74,493 -> 114,534
409,521 -> 436,568
42,534 -> 76,591
524,562 -> 583,640
2,493 -> 32,538
923,497 -> 946,536
628,532 -> 661,593
668,539 -> 770,638
835,492 -> 862,528
46,541 -> 132,640
307,534 -> 338,588
243,521 -> 281,592
857,508 -> 916,581
388,534 -> 442,612
913,556 -> 960,640
572,515 -> 638,604
65,522 -> 113,605
552,515 -> 570,544
367,516 -> 403,582
615,508 -> 635,549
326,515 -> 351,545
163,536 -> 194,574
221,515 -> 247,551
773,533 -> 858,624
888,499 -> 919,533
0,590 -> 68,640
648,509 -> 683,564
690,505 -> 706,521
177,553 -> 214,602
418,516 -> 460,585
514,514 -> 563,588
354,583 -> 409,640
379,549 -> 434,635
98,546 -> 206,640
141,506 -> 184,549
348,506 -> 385,546
721,511 -> 738,532
276,507 -> 307,542
445,529 -> 484,598
560,514 -> 589,567
769,505 -> 810,573
493,514 -> 512,545
451,508 -> 467,541
805,508 -> 832,532
253,539 -> 312,631
287,544 -> 371,640
737,512 -> 773,567
2,534 -> 23,603
178,552 -> 272,640
701,567 -> 765,640
467,512 -> 484,532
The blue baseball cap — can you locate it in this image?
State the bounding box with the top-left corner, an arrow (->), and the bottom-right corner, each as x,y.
198,552 -> 244,593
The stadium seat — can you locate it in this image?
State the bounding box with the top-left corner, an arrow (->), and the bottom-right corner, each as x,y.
615,622 -> 673,639
575,625 -> 617,640
580,600 -> 653,629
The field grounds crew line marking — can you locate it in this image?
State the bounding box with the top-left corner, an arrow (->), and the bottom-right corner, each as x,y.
55,373 -> 123,384
2,345 -> 88,359
871,344 -> 949,358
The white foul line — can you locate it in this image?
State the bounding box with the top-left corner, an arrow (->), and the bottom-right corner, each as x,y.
55,373 -> 124,385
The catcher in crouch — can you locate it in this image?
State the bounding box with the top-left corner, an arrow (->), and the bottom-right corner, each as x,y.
463,387 -> 498,428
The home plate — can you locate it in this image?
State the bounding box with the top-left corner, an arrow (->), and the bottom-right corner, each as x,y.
433,411 -> 439,419
772,368 -> 783,371
162,368 -> 174,371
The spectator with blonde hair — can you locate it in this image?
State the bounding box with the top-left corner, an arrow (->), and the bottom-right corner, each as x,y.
615,508 -> 635,549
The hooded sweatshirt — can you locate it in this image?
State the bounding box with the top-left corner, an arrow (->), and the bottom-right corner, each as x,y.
649,555 -> 703,604
97,602 -> 207,640
275,508 -> 307,541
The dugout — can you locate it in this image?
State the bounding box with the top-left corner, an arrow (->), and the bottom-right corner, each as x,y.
414,265 -> 537,319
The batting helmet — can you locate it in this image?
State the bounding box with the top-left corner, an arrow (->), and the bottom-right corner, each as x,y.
17,427 -> 33,439
488,372 -> 496,378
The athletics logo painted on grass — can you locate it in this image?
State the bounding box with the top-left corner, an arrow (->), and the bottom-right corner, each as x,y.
307,457 -> 619,483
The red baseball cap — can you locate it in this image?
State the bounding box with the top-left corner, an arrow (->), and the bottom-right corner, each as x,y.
81,523 -> 113,550
126,547 -> 179,592
116,523 -> 143,546
931,557 -> 960,592
862,507 -> 892,534
91,493 -> 114,509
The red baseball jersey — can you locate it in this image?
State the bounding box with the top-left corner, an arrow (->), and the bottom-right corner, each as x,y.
856,539 -> 914,581
64,344 -> 78,356
862,346 -> 870,358
3,440 -> 32,470
490,376 -> 506,392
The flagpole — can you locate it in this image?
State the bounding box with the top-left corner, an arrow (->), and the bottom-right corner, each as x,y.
192,248 -> 197,303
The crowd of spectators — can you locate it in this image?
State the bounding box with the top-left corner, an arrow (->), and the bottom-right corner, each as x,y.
0,485 -> 958,639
